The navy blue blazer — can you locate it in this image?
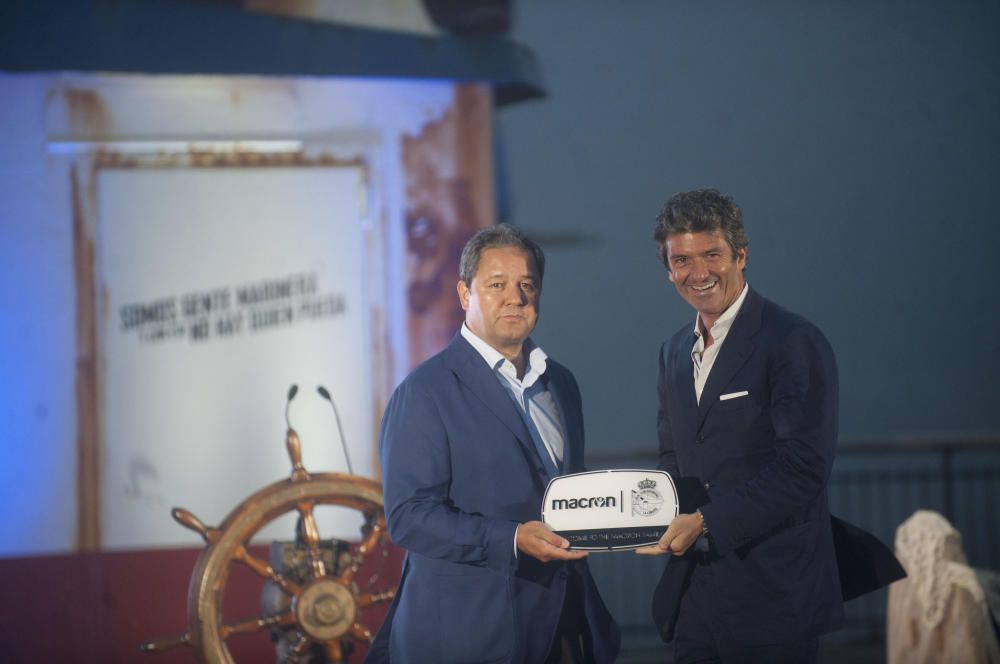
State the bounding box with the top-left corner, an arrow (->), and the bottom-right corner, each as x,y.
368,334 -> 620,663
655,288 -> 844,645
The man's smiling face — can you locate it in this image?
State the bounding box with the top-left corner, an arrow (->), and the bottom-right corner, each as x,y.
664,230 -> 747,329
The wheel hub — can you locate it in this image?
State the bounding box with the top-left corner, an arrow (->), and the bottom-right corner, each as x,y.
294,578 -> 357,640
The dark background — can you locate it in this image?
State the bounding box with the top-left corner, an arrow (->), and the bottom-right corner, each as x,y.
1,1 -> 996,660
496,0 -> 1000,451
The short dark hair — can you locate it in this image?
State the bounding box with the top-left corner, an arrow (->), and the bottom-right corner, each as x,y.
459,223 -> 546,286
653,188 -> 749,270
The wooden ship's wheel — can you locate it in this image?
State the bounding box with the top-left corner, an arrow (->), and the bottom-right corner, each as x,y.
141,426 -> 395,663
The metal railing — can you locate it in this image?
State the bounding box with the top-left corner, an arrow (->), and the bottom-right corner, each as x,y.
583,438 -> 1000,654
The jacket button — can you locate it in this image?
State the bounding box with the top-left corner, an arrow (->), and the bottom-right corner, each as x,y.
703,482 -> 711,491
696,435 -> 704,445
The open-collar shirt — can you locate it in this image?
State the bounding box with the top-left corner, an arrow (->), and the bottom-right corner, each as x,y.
691,283 -> 750,404
460,324 -> 565,469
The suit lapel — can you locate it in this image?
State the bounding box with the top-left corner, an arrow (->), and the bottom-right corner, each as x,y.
444,335 -> 550,479
674,330 -> 699,413
696,288 -> 763,429
665,328 -> 701,454
544,367 -> 579,475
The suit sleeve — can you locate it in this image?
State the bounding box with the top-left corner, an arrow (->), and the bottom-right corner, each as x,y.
699,323 -> 838,555
656,342 -> 680,478
380,379 -> 518,575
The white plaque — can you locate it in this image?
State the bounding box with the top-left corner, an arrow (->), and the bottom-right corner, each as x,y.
542,470 -> 678,551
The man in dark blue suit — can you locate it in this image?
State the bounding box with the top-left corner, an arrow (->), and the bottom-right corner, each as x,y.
368,224 -> 619,663
636,189 -> 843,663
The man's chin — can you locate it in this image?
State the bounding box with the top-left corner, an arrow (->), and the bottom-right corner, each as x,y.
497,326 -> 533,346
683,296 -> 712,312
499,319 -> 533,332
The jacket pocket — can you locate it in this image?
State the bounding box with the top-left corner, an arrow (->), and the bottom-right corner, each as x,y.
705,396 -> 764,436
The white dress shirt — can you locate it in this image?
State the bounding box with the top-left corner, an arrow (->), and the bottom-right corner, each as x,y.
460,324 -> 565,468
461,324 -> 569,557
691,283 -> 749,404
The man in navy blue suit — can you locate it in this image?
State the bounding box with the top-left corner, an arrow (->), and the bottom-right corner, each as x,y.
636,189 -> 843,663
368,224 -> 619,663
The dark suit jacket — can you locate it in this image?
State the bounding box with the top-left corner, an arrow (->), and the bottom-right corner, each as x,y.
653,288 -> 844,645
367,334 -> 620,663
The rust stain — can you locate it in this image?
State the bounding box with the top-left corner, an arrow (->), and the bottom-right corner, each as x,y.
370,302 -> 387,479
72,163 -> 101,552
64,89 -> 115,140
402,84 -> 494,369
453,84 -> 495,220
93,149 -> 365,171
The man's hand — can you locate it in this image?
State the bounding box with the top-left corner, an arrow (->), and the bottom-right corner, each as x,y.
516,520 -> 588,562
634,513 -> 703,556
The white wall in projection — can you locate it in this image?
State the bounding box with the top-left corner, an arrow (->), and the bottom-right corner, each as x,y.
97,166 -> 373,549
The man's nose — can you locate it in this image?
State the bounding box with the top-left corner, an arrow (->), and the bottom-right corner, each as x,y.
689,258 -> 710,281
505,284 -> 528,304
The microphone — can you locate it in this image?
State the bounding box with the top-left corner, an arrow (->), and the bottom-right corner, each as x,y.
284,384 -> 298,430
316,385 -> 354,475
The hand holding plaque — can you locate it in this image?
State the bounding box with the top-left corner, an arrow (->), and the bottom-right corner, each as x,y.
516,520 -> 589,561
541,470 -> 679,551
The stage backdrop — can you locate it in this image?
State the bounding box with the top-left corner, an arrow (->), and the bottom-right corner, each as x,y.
98,166 -> 371,548
0,70 -> 494,662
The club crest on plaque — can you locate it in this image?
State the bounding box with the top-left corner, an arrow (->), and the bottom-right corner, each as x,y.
631,477 -> 663,516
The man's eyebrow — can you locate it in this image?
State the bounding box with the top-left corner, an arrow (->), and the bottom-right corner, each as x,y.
483,270 -> 538,280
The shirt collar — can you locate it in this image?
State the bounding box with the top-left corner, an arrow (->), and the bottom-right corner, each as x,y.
460,323 -> 548,386
693,282 -> 750,341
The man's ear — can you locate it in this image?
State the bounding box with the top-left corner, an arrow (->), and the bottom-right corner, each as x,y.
457,280 -> 470,311
667,269 -> 676,284
736,247 -> 748,271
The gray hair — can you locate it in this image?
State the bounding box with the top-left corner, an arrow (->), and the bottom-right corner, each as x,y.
459,223 -> 546,285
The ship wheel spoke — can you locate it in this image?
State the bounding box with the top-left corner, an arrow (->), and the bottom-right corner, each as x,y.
220,611 -> 296,639
323,638 -> 345,662
232,544 -> 302,596
290,632 -> 313,656
139,632 -> 190,653
172,508 -> 220,544
356,589 -> 395,608
364,524 -> 394,585
296,501 -> 328,578
349,622 -> 375,644
339,515 -> 387,586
